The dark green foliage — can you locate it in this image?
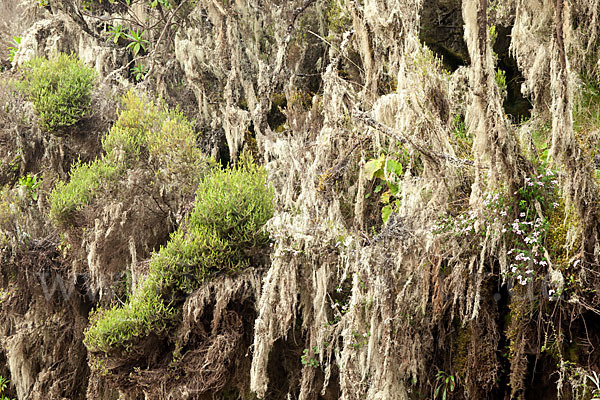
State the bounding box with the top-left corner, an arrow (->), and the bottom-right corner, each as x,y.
0,375 -> 13,400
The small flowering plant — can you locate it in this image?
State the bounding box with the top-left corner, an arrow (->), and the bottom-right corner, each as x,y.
433,164 -> 560,288
506,216 -> 549,286
505,166 -> 559,285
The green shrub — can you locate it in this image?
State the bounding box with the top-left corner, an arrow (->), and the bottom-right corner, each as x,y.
20,53 -> 96,131
189,157 -> 274,251
49,90 -> 207,225
102,90 -> 203,176
85,289 -> 177,353
84,156 -> 274,354
49,159 -> 120,225
101,91 -> 159,162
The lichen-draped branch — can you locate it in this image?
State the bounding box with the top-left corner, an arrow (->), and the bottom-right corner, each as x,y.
352,108 -> 475,167
550,0 -> 600,265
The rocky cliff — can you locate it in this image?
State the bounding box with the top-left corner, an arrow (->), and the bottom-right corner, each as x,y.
1,0 -> 600,399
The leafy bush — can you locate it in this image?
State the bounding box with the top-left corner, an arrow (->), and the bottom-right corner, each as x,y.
0,375 -> 13,400
49,159 -> 119,225
49,90 -> 206,225
84,156 -> 274,354
85,288 -> 177,353
189,158 -> 273,251
102,91 -> 203,173
18,174 -> 40,202
20,53 -> 96,131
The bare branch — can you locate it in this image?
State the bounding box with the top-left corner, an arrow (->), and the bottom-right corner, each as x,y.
351,108 -> 475,168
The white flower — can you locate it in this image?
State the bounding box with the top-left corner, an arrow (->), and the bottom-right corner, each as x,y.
500,211 -> 507,216
573,259 -> 581,267
520,212 -> 526,217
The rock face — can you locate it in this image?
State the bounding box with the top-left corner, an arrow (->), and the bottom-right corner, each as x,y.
2,0 -> 600,399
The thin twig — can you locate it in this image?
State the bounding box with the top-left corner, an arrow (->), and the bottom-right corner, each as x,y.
306,30 -> 365,75
352,108 -> 476,168
146,0 -> 190,77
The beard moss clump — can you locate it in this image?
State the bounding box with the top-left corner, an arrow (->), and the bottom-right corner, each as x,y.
19,53 -> 97,132
84,155 -> 273,356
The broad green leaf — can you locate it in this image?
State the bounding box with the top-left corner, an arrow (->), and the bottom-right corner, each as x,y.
364,155 -> 385,180
380,190 -> 391,204
387,182 -> 399,196
382,205 -> 392,223
385,158 -> 403,177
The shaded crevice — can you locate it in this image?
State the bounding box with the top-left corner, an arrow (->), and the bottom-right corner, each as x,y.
524,353 -> 559,399
490,283 -> 515,400
420,0 -> 470,71
267,93 -> 288,132
492,25 -> 533,123
265,325 -> 304,400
